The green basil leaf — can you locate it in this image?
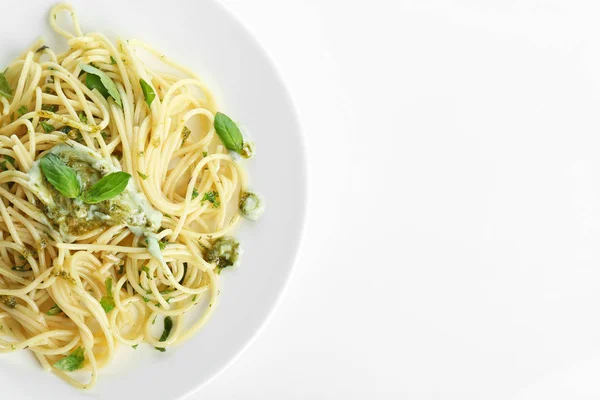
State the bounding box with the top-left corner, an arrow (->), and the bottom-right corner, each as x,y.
40,121 -> 55,133
155,316 -> 172,352
46,304 -> 62,316
214,112 -> 243,153
85,73 -> 109,98
80,63 -> 122,107
0,72 -> 12,99
40,153 -> 81,198
99,277 -> 115,313
139,79 -> 156,107
53,347 -> 85,371
82,171 -> 131,204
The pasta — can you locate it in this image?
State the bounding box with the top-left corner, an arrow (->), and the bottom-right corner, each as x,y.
0,3 -> 262,389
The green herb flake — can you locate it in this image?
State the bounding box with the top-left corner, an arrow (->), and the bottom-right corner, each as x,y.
202,151 -> 208,157
17,106 -> 27,116
191,188 -> 199,200
181,126 -> 191,145
46,304 -> 62,316
53,347 -> 85,371
78,111 -> 88,124
201,191 -> 220,208
82,171 -> 131,204
39,153 -> 81,198
99,277 -> 115,313
132,344 -> 138,349
110,56 -> 117,65
139,78 -> 156,107
0,72 -> 13,99
141,266 -> 151,279
137,171 -> 148,180
80,63 -> 122,107
42,104 -> 58,112
40,121 -> 55,133
155,316 -> 173,352
11,265 -> 31,272
158,240 -> 167,250
214,112 -> 243,153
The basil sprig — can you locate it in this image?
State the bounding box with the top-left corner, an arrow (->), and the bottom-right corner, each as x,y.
82,172 -> 131,204
53,347 -> 85,371
139,79 -> 156,107
0,72 -> 12,99
40,154 -> 80,198
80,63 -> 122,107
99,277 -> 115,313
214,112 -> 243,153
155,316 -> 173,352
39,153 -> 131,203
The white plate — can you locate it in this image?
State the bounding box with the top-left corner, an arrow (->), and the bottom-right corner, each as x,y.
0,0 -> 307,398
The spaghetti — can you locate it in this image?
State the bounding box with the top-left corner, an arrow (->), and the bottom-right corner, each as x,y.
0,3 -> 261,389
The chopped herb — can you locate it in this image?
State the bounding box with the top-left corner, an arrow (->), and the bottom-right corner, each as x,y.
46,304 -> 62,316
214,112 -> 243,153
53,347 -> 84,371
202,151 -> 208,157
42,104 -> 58,112
78,111 -> 87,123
192,294 -> 197,302
17,106 -> 27,116
191,188 -> 199,200
132,344 -> 138,349
82,172 -> 131,204
40,121 -> 55,133
11,265 -> 31,272
141,266 -> 150,279
0,72 -> 13,99
110,56 -> 117,65
142,296 -> 150,303
155,316 -> 172,352
39,153 -> 80,198
99,277 -> 115,313
80,63 -> 122,107
100,131 -> 108,141
0,295 -> 17,308
137,171 -> 148,180
201,191 -> 220,208
36,45 -> 49,53
139,78 -> 156,107
3,155 -> 15,166
158,239 -> 167,250
181,126 -> 191,145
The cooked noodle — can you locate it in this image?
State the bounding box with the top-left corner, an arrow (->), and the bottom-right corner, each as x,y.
0,3 -> 256,389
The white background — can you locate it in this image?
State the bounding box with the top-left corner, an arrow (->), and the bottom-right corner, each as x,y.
195,1 -> 600,399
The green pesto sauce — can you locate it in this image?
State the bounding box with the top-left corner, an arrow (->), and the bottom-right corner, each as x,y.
28,143 -> 162,242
